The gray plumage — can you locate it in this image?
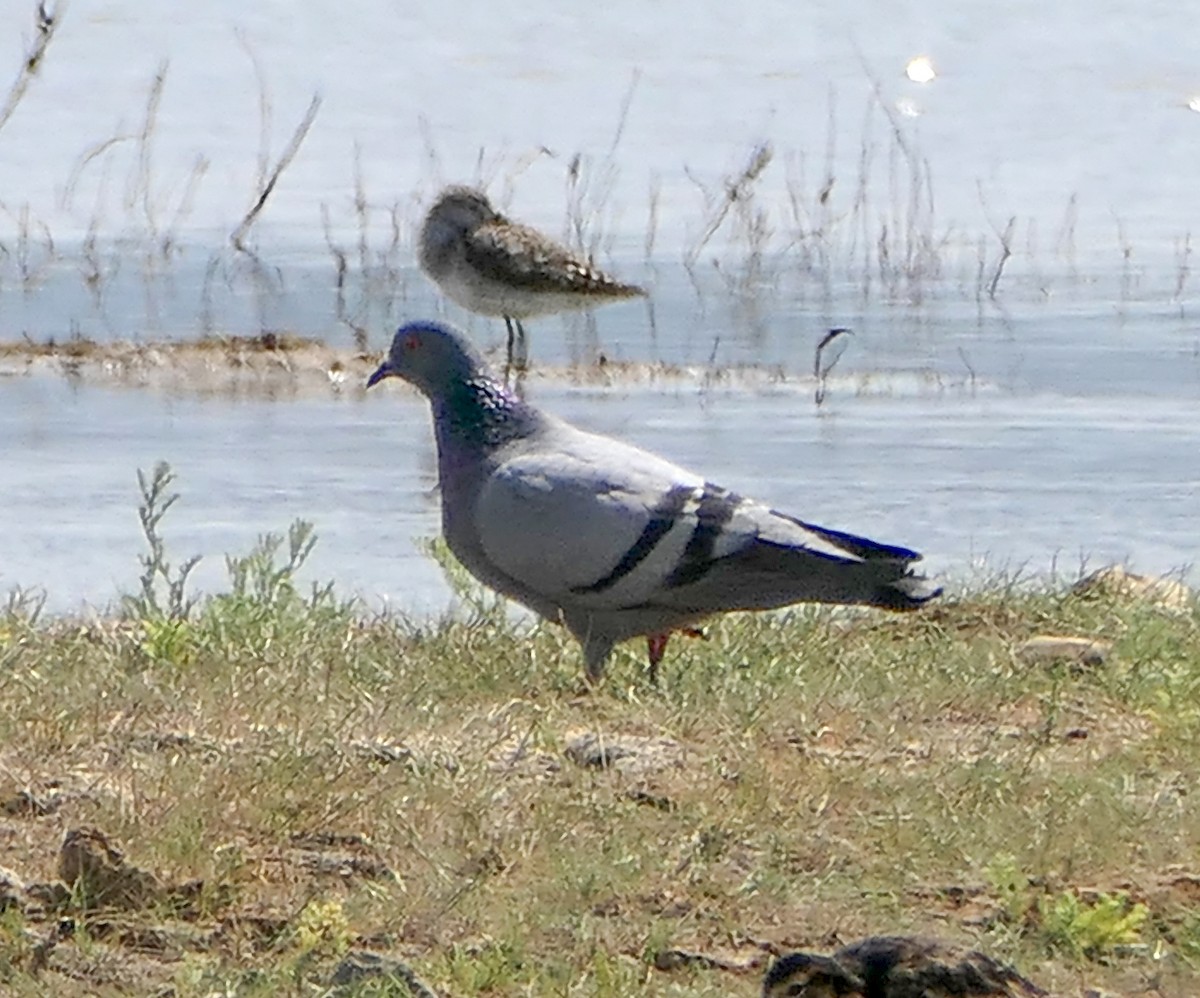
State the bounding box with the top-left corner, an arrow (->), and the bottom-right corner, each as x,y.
368,320 -> 941,682
418,186 -> 645,373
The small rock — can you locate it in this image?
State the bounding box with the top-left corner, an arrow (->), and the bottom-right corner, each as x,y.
128,730 -> 221,758
1016,635 -> 1111,669
654,946 -> 763,972
289,830 -> 373,850
0,865 -> 25,911
487,739 -> 561,776
0,788 -> 63,817
351,738 -> 460,774
85,916 -> 204,955
625,788 -> 676,811
287,848 -> 397,882
591,896 -> 622,917
350,739 -> 414,765
330,951 -> 439,996
24,881 -> 71,910
564,732 -> 685,775
457,846 -> 506,879
29,917 -> 74,974
58,826 -> 163,909
1072,565 -> 1193,611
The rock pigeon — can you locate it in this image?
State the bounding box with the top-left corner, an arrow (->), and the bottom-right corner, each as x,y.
368,320 -> 941,683
762,936 -> 1047,997
418,186 -> 645,375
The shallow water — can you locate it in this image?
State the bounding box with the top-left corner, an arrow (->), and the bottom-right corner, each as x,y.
3,329 -> 1198,614
1,0 -> 1198,613
3,0 -> 1199,254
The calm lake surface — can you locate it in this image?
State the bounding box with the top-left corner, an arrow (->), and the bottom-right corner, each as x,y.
1,0 -> 1198,613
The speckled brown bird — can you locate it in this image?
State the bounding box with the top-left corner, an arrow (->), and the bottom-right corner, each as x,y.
761,936 -> 1047,998
417,185 -> 645,375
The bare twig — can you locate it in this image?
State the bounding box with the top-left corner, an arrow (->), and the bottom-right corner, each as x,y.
417,114 -> 441,186
62,134 -> 135,212
353,143 -> 368,276
684,142 -> 773,271
558,75 -> 639,261
0,200 -> 55,288
322,203 -> 368,350
1052,193 -> 1078,278
606,68 -> 641,160
644,173 -> 660,262
130,62 -> 169,235
988,215 -> 1015,299
0,0 -> 64,136
198,252 -> 221,335
699,332 -> 723,396
977,182 -> 1016,300
231,93 -> 322,251
814,326 -> 851,406
957,346 -> 977,392
1172,232 -> 1191,301
851,53 -> 944,298
235,28 -> 272,194
1111,211 -> 1134,304
160,153 -> 210,256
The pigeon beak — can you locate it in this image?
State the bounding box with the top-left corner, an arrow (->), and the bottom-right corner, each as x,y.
366,361 -> 393,389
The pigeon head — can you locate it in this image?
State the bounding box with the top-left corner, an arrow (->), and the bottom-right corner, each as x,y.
761,953 -> 865,998
367,320 -> 539,451
367,320 -> 488,397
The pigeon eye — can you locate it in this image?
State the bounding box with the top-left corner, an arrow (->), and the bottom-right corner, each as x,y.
404,334 -> 421,351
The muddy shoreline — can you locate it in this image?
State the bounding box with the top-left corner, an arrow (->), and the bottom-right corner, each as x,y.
0,333 -> 824,398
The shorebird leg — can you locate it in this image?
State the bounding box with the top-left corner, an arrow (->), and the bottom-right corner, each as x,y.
513,318 -> 530,373
503,316 -> 518,381
644,627 -> 708,685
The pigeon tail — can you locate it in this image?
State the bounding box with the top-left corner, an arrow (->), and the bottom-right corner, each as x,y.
748,513 -> 936,614
873,570 -> 943,611
787,517 -> 942,611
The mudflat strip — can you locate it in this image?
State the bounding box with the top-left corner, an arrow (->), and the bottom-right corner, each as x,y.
0,333 -> 966,398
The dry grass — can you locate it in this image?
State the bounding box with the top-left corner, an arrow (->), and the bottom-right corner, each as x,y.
1,489 -> 1199,996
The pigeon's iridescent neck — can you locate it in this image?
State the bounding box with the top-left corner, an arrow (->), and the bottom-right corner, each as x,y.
432,375 -> 539,457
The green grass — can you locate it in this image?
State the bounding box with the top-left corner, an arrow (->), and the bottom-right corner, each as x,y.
0,469 -> 1198,995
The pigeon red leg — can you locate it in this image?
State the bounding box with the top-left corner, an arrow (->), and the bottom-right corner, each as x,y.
646,633 -> 670,685
645,628 -> 709,684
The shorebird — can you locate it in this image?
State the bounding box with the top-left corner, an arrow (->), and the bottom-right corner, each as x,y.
417,185 -> 646,376
762,936 -> 1046,998
367,321 -> 941,684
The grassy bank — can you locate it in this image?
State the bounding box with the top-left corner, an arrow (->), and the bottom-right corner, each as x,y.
1,478 -> 1198,995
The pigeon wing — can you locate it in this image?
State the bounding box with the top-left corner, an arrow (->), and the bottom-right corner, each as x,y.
473,432 -> 709,611
473,428 -> 936,615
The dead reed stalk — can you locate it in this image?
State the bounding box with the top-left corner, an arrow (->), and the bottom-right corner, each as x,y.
231,94 -> 322,252
0,0 -> 63,136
